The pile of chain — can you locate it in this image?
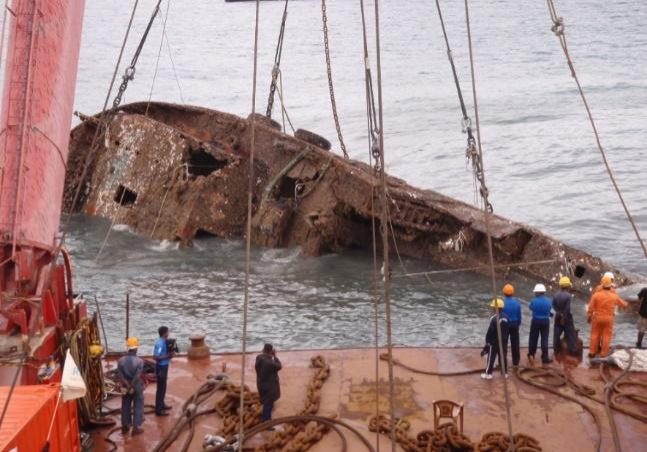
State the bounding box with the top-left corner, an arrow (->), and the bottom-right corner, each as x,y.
369,415 -> 542,452
216,382 -> 263,437
210,355 -> 331,452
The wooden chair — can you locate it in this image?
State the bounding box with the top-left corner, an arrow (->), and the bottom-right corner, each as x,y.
432,399 -> 464,432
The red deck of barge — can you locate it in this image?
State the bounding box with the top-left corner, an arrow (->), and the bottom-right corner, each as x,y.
91,346 -> 646,451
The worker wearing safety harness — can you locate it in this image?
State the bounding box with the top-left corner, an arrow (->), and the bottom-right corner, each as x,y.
528,284 -> 553,365
118,337 -> 145,435
553,276 -> 578,356
481,298 -> 509,380
501,284 -> 521,367
587,275 -> 628,357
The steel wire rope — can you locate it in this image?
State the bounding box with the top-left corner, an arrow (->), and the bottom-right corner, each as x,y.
266,0 -> 289,118
238,0 -> 261,446
56,0 -> 140,253
90,1 -> 164,260
463,0 -> 515,445
163,28 -> 184,103
321,0 -> 349,159
392,258 -> 561,279
544,0 -> 647,262
359,1 -> 381,449
145,0 -> 173,116
371,0 -> 397,450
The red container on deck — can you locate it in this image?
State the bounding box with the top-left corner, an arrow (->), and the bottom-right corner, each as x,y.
0,384 -> 80,452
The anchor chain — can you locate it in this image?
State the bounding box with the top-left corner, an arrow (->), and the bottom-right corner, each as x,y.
321,0 -> 349,158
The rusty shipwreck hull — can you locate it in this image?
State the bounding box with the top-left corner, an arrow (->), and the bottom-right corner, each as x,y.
64,101 -> 629,292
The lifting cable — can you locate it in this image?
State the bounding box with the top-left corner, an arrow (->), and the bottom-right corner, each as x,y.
545,0 -> 647,261
372,0 -> 396,450
359,0 -> 381,450
463,0 -> 515,445
434,0 -> 491,211
321,0 -> 349,159
93,0 -> 165,260
146,0 -> 173,116
239,0 -> 262,446
57,0 -> 161,256
266,0 -> 289,118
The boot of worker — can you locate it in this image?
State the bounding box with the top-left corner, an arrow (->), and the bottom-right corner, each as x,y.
588,319 -> 602,358
599,317 -> 613,357
637,332 -> 644,349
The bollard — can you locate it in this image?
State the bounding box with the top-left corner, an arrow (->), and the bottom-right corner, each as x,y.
187,333 -> 210,360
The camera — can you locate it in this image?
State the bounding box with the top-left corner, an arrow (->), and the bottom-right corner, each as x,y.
166,338 -> 179,354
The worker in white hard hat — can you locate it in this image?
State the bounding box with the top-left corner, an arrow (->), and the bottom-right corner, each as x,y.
593,271 -> 616,293
553,276 -> 578,356
528,284 -> 552,365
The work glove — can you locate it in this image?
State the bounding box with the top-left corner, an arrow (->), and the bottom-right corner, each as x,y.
480,345 -> 488,357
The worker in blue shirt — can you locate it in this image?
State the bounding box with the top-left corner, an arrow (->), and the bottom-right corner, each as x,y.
153,325 -> 174,416
528,284 -> 553,365
502,284 -> 522,367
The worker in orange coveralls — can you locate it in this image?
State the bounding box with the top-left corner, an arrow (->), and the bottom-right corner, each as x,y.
587,275 -> 628,358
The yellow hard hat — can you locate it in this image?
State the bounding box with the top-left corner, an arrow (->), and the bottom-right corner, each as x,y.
126,337 -> 139,350
502,284 -> 514,296
89,343 -> 104,358
490,298 -> 504,309
559,276 -> 572,288
601,275 -> 613,289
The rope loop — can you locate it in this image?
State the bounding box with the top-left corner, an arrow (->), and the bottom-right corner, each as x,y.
551,16 -> 565,36
461,116 -> 472,134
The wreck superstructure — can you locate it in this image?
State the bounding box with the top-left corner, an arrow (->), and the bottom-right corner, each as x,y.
66,101 -> 630,293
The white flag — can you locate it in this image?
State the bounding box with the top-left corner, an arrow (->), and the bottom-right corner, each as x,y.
61,349 -> 87,402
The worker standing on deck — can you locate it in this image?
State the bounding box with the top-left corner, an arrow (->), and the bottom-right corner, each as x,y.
637,288 -> 647,348
588,275 -> 628,357
527,284 -> 552,365
553,276 -> 578,356
255,343 -> 282,421
153,326 -> 174,416
118,337 -> 145,435
481,298 -> 509,380
502,284 -> 521,368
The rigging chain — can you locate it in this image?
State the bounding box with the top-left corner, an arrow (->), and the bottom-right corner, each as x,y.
321,0 -> 349,159
113,0 -> 163,109
434,0 -> 492,213
545,0 -> 647,261
266,0 -> 289,118
58,0 -> 161,254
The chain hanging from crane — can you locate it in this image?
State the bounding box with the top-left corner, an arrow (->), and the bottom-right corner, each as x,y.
265,0 -> 289,118
321,0 -> 349,159
58,0 -> 163,254
434,0 -> 492,212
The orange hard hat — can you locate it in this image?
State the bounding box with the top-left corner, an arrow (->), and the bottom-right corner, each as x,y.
601,275 -> 613,289
502,284 -> 514,296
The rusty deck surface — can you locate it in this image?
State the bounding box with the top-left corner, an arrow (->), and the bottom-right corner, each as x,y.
91,347 -> 646,452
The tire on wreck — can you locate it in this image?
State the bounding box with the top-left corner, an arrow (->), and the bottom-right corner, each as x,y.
247,112 -> 281,131
294,129 -> 331,151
